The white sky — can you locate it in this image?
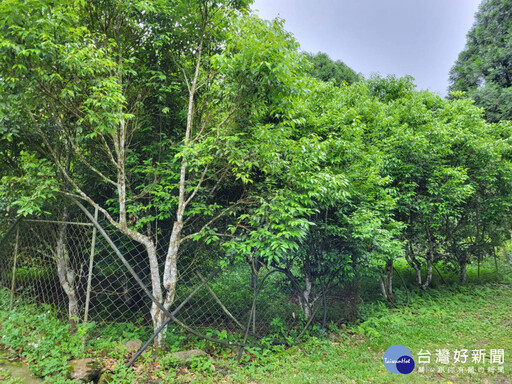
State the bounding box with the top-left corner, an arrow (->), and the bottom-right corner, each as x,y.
251,0 -> 482,96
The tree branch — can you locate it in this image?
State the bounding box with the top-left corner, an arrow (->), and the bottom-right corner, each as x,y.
25,106 -> 120,230
180,200 -> 244,243
67,138 -> 118,187
184,165 -> 209,207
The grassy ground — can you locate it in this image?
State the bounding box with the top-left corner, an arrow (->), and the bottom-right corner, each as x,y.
0,262 -> 511,383
217,283 -> 512,384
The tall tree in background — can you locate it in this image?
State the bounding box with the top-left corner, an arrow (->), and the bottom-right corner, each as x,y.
448,0 -> 512,122
306,52 -> 360,86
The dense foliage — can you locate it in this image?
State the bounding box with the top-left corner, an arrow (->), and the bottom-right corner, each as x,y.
306,52 -> 360,85
448,0 -> 512,122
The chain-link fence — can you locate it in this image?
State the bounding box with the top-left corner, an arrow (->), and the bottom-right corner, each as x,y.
0,217 -> 96,316
1,208 -> 345,360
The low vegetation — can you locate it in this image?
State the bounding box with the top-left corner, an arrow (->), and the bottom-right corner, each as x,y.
1,261 -> 510,383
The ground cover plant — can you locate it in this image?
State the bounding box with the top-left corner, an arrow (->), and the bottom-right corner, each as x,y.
1,261 -> 511,383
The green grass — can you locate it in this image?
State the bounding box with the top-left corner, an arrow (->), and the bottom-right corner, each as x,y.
206,282 -> 511,384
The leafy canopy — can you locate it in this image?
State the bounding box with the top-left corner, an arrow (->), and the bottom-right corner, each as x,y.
449,0 -> 512,122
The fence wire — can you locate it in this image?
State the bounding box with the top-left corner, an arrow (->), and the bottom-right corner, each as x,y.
0,212 -> 341,355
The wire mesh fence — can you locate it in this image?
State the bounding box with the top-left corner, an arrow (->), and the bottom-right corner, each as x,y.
0,218 -> 96,319
0,210 -> 338,356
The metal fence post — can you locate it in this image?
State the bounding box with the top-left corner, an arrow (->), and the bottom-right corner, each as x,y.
8,226 -> 20,311
82,206 -> 98,348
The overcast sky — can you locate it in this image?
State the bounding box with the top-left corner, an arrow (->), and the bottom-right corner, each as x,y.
251,0 -> 482,96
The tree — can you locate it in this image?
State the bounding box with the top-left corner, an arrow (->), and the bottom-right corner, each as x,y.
0,0 -> 310,344
224,78 -> 403,317
290,79 -> 402,310
306,52 -> 360,86
436,96 -> 512,281
448,0 -> 512,122
368,75 -> 512,287
378,89 -> 474,289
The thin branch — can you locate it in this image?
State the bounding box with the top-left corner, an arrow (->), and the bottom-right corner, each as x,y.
25,106 -> 120,229
184,165 -> 209,207
96,130 -> 119,168
36,81 -> 83,121
191,105 -> 237,145
208,165 -> 231,197
37,78 -> 120,170
179,65 -> 191,93
180,201 -> 244,243
68,140 -> 118,187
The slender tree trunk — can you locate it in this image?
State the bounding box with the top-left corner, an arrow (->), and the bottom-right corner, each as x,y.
420,229 -> 435,290
142,241 -> 165,346
251,264 -> 258,290
116,226 -> 166,346
381,258 -> 394,303
414,266 -> 422,286
459,260 -> 467,283
247,256 -> 261,290
477,253 -> 481,280
405,241 -> 423,286
55,208 -> 79,333
420,248 -> 433,290
297,259 -> 318,320
299,273 -> 314,320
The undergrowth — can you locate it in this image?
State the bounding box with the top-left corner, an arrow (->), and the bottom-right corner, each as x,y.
0,261 -> 511,383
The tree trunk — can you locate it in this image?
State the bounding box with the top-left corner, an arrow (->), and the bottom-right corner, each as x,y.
143,239 -> 167,347
298,262 -> 317,320
459,260 -> 467,283
381,258 -> 394,303
477,252 -> 481,280
414,266 -> 422,286
405,241 -> 423,286
420,250 -> 433,290
420,232 -> 435,290
299,274 -> 314,320
251,265 -> 258,290
247,256 -> 261,290
117,228 -> 168,347
55,208 -> 79,333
